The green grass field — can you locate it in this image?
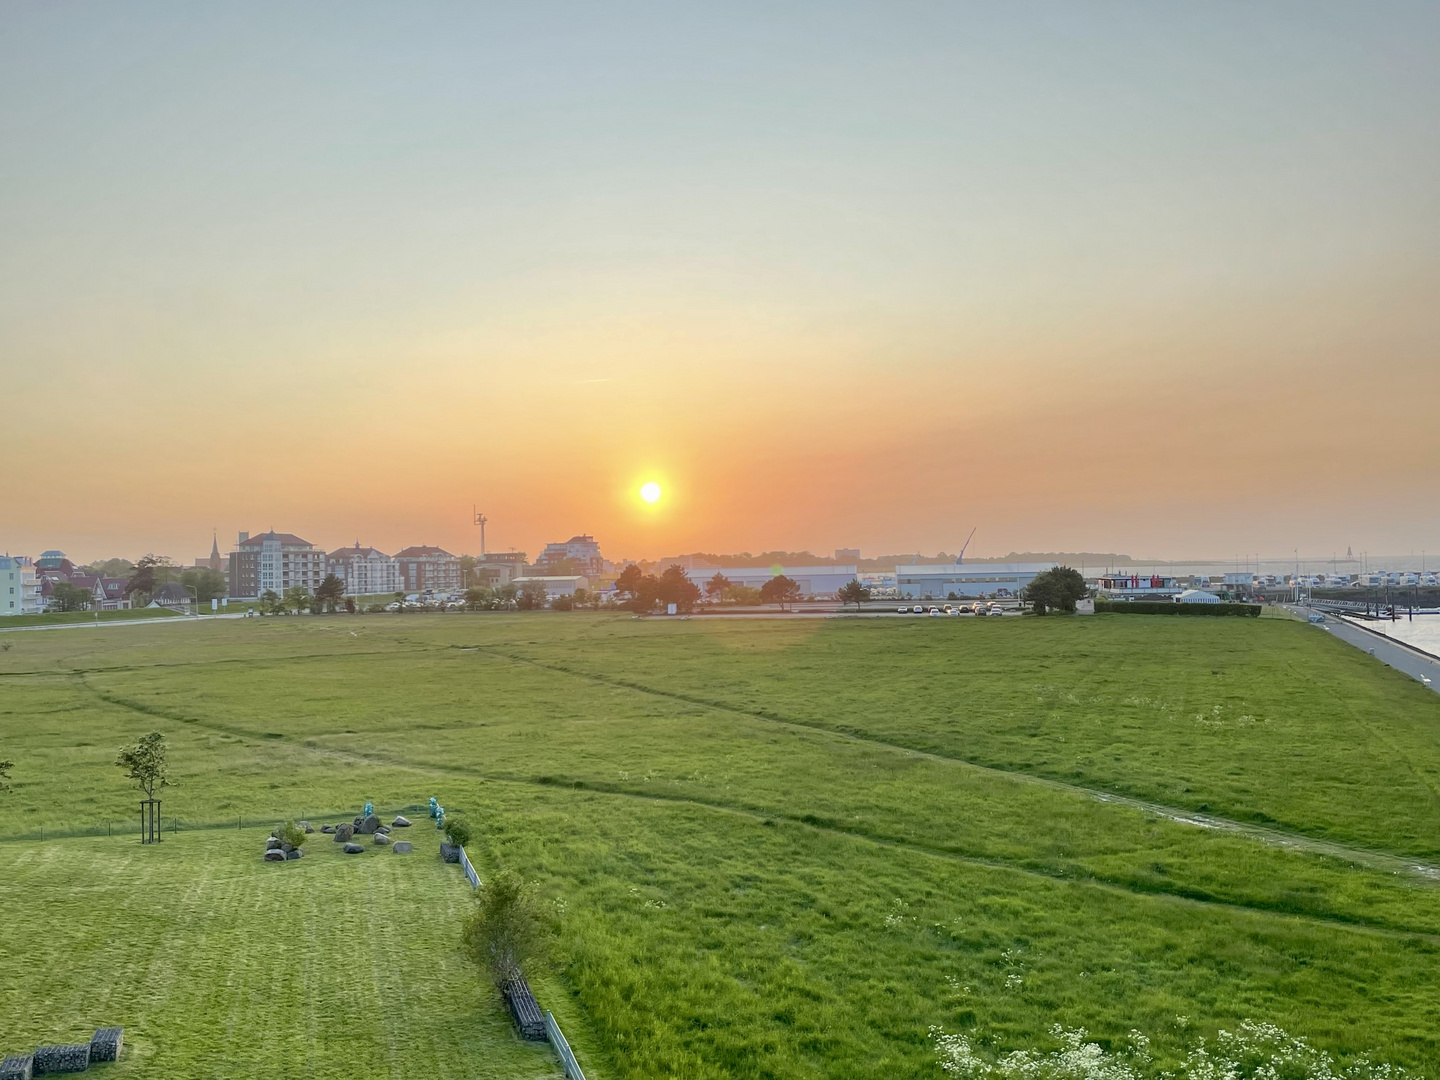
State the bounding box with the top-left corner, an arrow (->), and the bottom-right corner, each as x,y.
0,613 -> 1437,1078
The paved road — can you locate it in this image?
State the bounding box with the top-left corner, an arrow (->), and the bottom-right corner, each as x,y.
0,613 -> 248,634
1292,605 -> 1440,694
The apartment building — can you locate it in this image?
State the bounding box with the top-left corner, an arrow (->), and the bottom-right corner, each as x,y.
228,531 -> 326,598
1,555 -> 39,616
326,543 -> 400,596
393,546 -> 461,594
535,534 -> 607,576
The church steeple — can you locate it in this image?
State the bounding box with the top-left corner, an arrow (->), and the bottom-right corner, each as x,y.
210,531 -> 221,562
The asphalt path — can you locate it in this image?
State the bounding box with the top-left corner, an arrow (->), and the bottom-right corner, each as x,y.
1291,605 -> 1440,694
0,613 -> 249,634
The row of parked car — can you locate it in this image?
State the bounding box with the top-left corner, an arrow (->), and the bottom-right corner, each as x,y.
896,603 -> 1005,616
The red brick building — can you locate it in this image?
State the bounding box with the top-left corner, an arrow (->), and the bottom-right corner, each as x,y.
393,546 -> 461,594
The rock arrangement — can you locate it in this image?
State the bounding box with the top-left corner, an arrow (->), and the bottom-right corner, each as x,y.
1,1028 -> 123,1077
261,831 -> 304,862
266,810 -> 417,861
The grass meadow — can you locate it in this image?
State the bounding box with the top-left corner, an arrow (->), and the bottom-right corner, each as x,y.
0,612 -> 1437,1078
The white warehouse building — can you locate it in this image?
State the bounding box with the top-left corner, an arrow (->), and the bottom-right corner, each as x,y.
895,562 -> 1055,599
682,565 -> 858,598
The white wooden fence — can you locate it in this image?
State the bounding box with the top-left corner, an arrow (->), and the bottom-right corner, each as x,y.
458,845 -> 480,888
545,1011 -> 587,1080
451,846 -> 587,1077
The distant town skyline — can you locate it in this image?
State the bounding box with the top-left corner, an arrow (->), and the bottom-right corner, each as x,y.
1,4 -> 1435,561
4,522 -> 1435,577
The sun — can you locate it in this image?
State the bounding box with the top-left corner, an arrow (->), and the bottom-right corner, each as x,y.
639,481 -> 662,504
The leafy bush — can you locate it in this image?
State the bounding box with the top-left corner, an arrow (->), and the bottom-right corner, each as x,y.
279,820 -> 307,849
1024,566 -> 1088,615
1096,599 -> 1260,617
444,817 -> 473,847
461,869 -> 555,986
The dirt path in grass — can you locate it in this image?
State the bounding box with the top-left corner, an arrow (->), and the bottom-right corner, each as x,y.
240,740 -> 1440,946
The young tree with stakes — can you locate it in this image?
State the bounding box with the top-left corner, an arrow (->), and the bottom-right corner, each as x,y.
117,731 -> 170,843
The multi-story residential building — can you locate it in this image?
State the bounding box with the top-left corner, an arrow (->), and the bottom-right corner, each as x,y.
535,534 -> 607,576
1,555 -> 39,616
228,531 -> 326,599
393,546 -> 461,594
474,550 -> 528,588
326,543 -> 400,596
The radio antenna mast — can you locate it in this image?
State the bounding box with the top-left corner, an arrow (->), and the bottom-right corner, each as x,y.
473,507 -> 488,556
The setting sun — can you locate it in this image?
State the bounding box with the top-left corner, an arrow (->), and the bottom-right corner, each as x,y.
640,482 -> 662,504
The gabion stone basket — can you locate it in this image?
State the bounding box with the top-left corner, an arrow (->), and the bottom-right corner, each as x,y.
502,977 -> 547,1041
30,1043 -> 89,1073
88,1030 -> 123,1064
0,1055 -> 34,1080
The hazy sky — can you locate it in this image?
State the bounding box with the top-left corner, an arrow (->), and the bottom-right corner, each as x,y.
2,2 -> 1436,565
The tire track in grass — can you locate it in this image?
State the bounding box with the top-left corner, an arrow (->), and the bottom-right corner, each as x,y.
71,659 -> 1440,940
234,735 -> 1440,945
468,646 -> 1440,884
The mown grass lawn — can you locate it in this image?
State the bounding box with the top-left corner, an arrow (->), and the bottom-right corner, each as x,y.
0,827 -> 566,1080
0,612 -> 1437,1077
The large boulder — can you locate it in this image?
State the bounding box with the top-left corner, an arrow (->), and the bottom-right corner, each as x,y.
264,849 -> 286,862
333,823 -> 354,843
357,814 -> 382,835
297,821 -> 314,833
372,831 -> 391,846
392,841 -> 413,854
89,1028 -> 123,1064
321,824 -> 335,834
342,842 -> 364,854
391,815 -> 412,828
284,848 -> 304,860
265,836 -> 281,850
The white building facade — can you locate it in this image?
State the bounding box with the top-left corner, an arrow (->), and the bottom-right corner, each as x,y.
228,531 -> 327,599
326,543 -> 400,596
896,562 -> 1054,599
512,575 -> 590,598
1,555 -> 39,616
1095,573 -> 1183,600
682,565 -> 859,598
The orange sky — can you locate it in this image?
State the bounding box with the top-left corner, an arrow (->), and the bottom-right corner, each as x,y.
1,5 -> 1436,565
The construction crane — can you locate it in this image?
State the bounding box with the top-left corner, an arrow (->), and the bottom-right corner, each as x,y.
473,507 -> 487,556
955,527 -> 977,565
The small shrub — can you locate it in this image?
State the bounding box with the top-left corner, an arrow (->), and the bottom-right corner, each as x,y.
445,817 -> 473,847
279,820 -> 307,849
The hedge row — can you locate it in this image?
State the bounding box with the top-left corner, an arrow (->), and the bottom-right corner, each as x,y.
1095,599 -> 1260,617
